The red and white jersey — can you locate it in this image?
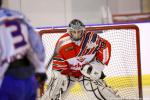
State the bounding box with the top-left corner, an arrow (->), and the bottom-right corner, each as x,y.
52,31 -> 111,78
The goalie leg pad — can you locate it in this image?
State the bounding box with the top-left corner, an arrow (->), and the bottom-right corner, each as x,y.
41,70 -> 69,100
82,76 -> 120,100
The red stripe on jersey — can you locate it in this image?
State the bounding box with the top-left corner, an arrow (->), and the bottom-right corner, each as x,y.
86,32 -> 100,55
81,32 -> 94,56
52,65 -> 68,71
87,47 -> 95,55
78,33 -> 86,56
53,60 -> 66,65
86,33 -> 97,55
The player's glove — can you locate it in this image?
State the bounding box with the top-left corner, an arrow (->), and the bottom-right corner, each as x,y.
35,73 -> 47,86
81,61 -> 105,80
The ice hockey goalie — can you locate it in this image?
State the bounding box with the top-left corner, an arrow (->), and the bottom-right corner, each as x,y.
41,19 -> 120,100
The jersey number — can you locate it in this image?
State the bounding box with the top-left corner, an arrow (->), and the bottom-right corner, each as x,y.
5,20 -> 28,49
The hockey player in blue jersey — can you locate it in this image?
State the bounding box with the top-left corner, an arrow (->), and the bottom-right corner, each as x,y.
0,0 -> 47,100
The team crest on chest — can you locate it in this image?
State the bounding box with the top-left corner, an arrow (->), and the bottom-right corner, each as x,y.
77,56 -> 85,62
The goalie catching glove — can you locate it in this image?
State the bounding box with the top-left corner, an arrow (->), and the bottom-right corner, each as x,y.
81,61 -> 121,99
81,61 -> 105,80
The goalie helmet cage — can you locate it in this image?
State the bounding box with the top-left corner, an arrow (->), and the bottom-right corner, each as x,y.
38,24 -> 142,100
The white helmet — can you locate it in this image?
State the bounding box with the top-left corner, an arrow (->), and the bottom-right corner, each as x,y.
68,19 -> 85,41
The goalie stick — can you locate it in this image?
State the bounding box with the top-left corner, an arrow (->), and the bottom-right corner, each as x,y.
39,48 -> 56,97
46,53 -> 55,70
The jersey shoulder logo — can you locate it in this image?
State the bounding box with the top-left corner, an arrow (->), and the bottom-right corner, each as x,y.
65,46 -> 74,51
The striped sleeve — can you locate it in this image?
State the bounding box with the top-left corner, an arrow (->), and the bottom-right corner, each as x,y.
52,35 -> 69,71
96,38 -> 111,65
52,54 -> 68,71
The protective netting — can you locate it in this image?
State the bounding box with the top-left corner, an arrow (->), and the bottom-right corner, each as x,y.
38,25 -> 142,100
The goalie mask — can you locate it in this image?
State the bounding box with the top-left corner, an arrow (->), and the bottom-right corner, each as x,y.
68,19 -> 85,41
